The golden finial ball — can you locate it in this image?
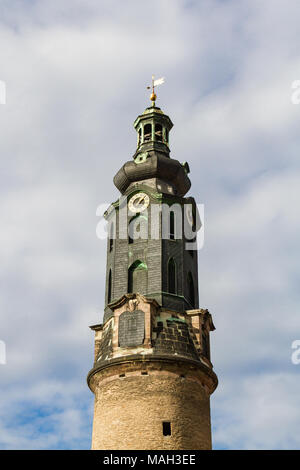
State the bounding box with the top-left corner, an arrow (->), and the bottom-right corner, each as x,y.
150,92 -> 157,102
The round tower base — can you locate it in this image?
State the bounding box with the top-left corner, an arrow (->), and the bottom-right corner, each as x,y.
88,358 -> 215,450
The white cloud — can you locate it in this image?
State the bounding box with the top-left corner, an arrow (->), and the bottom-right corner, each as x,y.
212,372 -> 300,449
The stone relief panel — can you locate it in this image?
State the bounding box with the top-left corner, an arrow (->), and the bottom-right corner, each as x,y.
118,309 -> 145,348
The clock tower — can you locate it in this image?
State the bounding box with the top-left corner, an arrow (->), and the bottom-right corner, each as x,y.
87,91 -> 218,450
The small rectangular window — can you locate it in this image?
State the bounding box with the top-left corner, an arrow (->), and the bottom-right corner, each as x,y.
163,421 -> 171,436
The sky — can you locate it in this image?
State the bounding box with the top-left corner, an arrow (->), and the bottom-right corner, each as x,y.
0,0 -> 300,450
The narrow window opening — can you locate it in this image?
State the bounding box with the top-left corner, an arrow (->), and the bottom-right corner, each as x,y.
144,123 -> 152,142
163,422 -> 171,436
170,212 -> 175,240
128,266 -> 133,293
155,123 -> 163,142
138,128 -> 142,146
109,222 -> 114,252
107,269 -> 112,304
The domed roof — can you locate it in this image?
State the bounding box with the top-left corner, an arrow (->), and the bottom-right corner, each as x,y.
113,153 -> 191,196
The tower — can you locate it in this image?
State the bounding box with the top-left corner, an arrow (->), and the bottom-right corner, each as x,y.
87,88 -> 218,450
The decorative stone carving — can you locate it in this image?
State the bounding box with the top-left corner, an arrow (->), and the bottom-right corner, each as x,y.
128,298 -> 138,312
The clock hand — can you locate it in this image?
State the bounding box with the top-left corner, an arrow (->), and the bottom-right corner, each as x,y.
135,195 -> 145,207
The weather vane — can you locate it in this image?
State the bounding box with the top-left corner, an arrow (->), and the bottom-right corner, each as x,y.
147,75 -> 165,105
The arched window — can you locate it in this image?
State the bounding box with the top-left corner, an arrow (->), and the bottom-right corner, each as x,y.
107,269 -> 112,303
128,260 -> 147,294
155,123 -> 163,142
144,123 -> 152,142
187,272 -> 195,307
168,258 -> 176,294
170,212 -> 175,240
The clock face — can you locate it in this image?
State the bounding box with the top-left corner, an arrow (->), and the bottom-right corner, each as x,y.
128,193 -> 150,213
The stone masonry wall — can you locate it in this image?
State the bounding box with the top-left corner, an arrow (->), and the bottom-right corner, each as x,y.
90,361 -> 212,450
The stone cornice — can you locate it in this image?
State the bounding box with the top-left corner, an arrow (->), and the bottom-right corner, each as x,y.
87,353 -> 218,394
